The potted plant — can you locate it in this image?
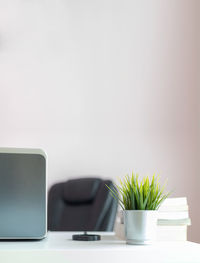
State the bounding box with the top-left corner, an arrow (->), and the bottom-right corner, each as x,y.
107,173 -> 170,245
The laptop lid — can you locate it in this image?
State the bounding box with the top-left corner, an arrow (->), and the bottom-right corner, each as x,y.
0,148 -> 47,239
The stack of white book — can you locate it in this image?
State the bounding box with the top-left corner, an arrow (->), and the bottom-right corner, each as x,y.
115,197 -> 191,241
157,197 -> 191,241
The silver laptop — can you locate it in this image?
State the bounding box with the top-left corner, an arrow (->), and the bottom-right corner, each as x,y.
0,148 -> 47,239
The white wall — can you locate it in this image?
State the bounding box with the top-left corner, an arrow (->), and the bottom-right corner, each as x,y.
0,0 -> 199,242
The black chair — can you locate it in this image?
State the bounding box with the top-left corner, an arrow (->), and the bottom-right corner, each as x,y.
48,178 -> 118,232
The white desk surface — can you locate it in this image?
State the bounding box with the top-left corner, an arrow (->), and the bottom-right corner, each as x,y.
0,232 -> 200,263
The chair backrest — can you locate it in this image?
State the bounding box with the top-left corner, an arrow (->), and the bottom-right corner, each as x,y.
48,178 -> 118,231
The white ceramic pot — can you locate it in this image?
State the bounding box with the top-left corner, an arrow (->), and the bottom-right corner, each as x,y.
124,210 -> 158,245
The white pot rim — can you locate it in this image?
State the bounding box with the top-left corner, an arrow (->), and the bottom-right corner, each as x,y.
123,210 -> 158,212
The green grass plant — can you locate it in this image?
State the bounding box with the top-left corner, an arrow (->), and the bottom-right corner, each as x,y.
106,172 -> 170,210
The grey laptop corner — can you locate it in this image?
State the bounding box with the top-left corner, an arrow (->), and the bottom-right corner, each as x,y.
0,148 -> 47,239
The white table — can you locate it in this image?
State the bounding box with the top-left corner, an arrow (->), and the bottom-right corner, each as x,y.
0,232 -> 200,263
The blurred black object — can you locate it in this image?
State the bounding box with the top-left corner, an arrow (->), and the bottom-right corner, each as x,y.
48,177 -> 118,236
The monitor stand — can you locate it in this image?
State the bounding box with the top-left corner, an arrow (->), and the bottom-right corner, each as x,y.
72,231 -> 101,241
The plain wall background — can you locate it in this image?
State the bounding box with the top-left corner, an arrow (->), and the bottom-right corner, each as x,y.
0,0 -> 199,242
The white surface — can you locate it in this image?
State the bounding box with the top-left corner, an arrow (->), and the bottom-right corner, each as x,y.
0,232 -> 200,263
115,222 -> 188,241
161,197 -> 188,206
0,0 -> 199,242
159,197 -> 188,212
158,211 -> 189,220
